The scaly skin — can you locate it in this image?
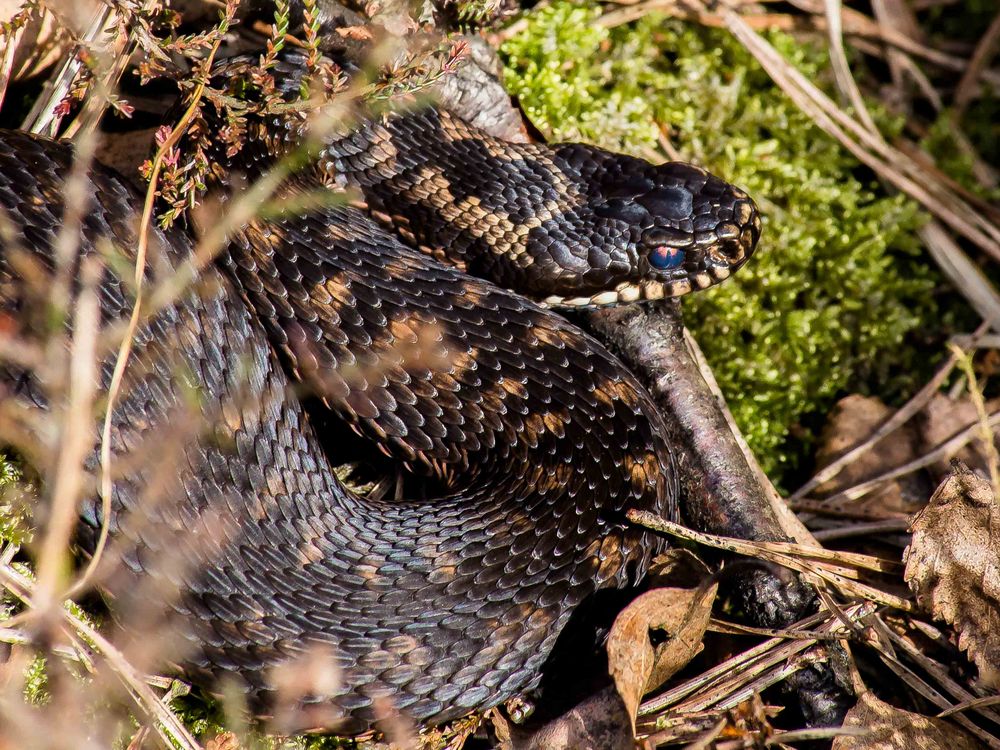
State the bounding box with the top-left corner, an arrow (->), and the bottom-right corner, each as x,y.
0,56 -> 758,734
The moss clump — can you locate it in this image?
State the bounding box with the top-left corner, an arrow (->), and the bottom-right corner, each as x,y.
922,111 -> 1000,203
0,452 -> 28,547
23,655 -> 49,706
501,5 -> 940,479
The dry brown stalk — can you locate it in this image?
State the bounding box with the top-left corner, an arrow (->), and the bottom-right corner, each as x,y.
813,410 -> 1000,506
0,561 -> 203,750
790,322 -> 989,502
954,9 -> 1000,117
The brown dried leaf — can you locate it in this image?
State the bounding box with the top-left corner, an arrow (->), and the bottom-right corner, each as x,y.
492,687 -> 633,750
204,732 -> 241,750
335,25 -> 375,40
607,583 -> 717,734
645,547 -> 712,587
918,393 -> 1000,477
904,462 -> 1000,687
831,691 -> 982,749
815,394 -> 926,514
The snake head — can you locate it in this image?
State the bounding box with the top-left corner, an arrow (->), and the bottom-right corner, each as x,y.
539,148 -> 761,308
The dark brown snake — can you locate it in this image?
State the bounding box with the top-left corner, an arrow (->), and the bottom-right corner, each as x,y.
0,60 -> 760,734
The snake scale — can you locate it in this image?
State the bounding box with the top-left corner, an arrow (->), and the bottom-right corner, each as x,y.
0,56 -> 760,734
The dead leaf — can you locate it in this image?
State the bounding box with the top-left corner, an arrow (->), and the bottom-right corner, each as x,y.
645,548 -> 712,588
203,732 -> 241,750
904,462 -> 1000,687
831,691 -> 982,749
607,583 -> 717,734
335,25 -> 375,40
918,393 -> 1000,478
814,395 -> 926,515
492,688 -> 633,750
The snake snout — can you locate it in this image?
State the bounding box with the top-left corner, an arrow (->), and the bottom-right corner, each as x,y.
703,190 -> 762,281
638,168 -> 762,295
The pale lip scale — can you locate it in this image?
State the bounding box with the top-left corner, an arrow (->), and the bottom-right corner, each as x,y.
541,275 -> 714,309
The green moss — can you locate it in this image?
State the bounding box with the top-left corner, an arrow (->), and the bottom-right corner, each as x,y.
0,452 -> 29,547
167,690 -> 368,748
23,655 -> 49,705
922,110 -> 1000,203
501,5 -> 943,479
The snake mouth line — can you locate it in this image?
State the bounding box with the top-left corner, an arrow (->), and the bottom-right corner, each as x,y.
540,266 -> 731,309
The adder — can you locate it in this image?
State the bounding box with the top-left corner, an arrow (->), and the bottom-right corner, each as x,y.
0,53 -> 760,734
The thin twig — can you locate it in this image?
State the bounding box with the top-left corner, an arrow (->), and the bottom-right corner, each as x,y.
627,510 -> 912,610
22,5 -> 113,135
78,14 -> 234,602
811,519 -> 912,542
816,409 -> 1000,506
716,3 -> 1000,259
954,9 -> 1000,117
0,562 -> 203,750
790,322 -> 988,501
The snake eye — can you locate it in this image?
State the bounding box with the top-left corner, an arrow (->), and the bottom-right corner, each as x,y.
649,246 -> 686,270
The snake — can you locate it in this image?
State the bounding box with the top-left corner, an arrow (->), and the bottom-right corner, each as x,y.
0,54 -> 760,735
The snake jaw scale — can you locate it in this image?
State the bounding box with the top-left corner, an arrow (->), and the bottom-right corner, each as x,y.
616,285 -> 642,303
590,291 -> 619,306
692,272 -> 713,289
711,265 -> 732,281
542,276 -> 713,308
641,282 -> 665,301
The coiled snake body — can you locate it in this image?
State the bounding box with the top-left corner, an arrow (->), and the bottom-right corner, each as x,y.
0,74 -> 759,733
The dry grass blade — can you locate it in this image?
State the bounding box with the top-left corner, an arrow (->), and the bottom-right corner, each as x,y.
21,4 -> 113,135
858,615 -> 1000,748
0,1 -> 37,112
33,256 -> 100,609
789,0 -> 1000,87
629,511 -> 899,574
81,21 -> 233,601
712,2 -> 1000,260
0,625 -> 93,668
639,602 -> 875,716
951,346 -> 1000,495
598,0 -> 1000,91
921,222 -> 1000,330
884,625 -> 1000,726
772,726 -> 868,743
953,9 -> 1000,117
812,519 -> 912,542
0,562 -> 203,750
816,410 -> 1000,505
822,0 -> 877,134
939,695 -> 1000,719
790,323 -> 988,502
628,510 -> 912,609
